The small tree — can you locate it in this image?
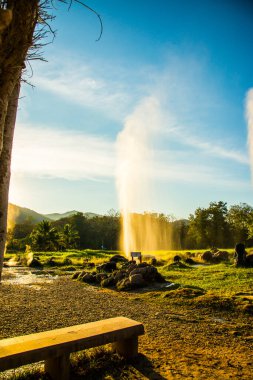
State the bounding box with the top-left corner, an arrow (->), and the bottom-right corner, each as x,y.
228,203 -> 253,244
61,223 -> 80,249
30,220 -> 60,251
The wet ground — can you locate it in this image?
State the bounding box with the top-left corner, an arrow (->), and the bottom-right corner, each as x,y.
2,266 -> 58,290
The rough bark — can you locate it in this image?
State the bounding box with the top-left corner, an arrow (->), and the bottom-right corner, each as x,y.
0,0 -> 39,155
0,0 -> 39,281
0,80 -> 20,282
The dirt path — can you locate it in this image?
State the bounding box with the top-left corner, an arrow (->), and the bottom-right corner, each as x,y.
0,276 -> 252,379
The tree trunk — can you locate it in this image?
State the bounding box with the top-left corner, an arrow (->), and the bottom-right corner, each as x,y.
0,80 -> 20,282
0,0 -> 39,281
0,0 -> 39,156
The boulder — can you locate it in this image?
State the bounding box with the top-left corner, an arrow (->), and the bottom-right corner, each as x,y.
112,270 -> 127,282
129,274 -> 145,287
46,257 -> 57,267
202,251 -> 213,262
125,262 -> 137,273
116,278 -> 132,291
101,276 -> 116,288
78,271 -> 89,280
81,273 -> 96,284
150,258 -> 157,266
109,255 -> 128,263
27,254 -> 43,268
95,273 -> 108,284
186,251 -> 195,257
185,258 -> 196,265
173,255 -> 182,263
154,271 -> 167,283
213,250 -> 229,262
246,254 -> 253,267
130,265 -> 158,282
72,271 -> 81,279
97,261 -> 117,273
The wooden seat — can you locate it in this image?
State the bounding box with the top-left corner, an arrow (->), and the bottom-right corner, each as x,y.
0,316 -> 144,380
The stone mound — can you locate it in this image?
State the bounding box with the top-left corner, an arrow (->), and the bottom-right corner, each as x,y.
73,260 -> 166,291
202,250 -> 229,263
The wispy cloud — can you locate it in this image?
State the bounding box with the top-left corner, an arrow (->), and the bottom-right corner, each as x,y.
16,53 -> 248,191
32,57 -> 142,122
163,127 -> 248,165
12,123 -> 116,181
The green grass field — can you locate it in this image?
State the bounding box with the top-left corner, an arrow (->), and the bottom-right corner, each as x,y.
4,248 -> 253,297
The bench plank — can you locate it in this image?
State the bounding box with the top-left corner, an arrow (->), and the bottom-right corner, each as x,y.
0,317 -> 144,373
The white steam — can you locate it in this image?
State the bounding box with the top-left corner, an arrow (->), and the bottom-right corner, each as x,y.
246,89 -> 253,182
116,96 -> 161,213
116,96 -> 163,255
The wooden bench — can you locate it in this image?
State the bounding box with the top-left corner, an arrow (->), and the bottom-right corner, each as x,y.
0,316 -> 144,380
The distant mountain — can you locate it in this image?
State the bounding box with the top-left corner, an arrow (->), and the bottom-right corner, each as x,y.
45,211 -> 100,220
8,203 -> 51,226
44,211 -> 79,221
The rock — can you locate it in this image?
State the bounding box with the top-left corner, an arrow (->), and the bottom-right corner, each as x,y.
72,271 -> 81,279
78,271 -> 87,280
27,256 -> 43,268
95,273 -> 108,284
213,250 -> 229,262
109,255 -> 128,263
116,278 -> 132,291
150,258 -> 157,266
46,257 -> 57,267
101,276 -> 116,288
112,270 -> 127,282
154,271 -> 167,283
137,262 -> 149,268
130,265 -> 158,282
185,258 -> 196,265
125,263 -> 137,273
81,273 -> 96,284
202,251 -> 213,262
173,255 -> 181,263
129,274 -> 145,287
97,262 -> 117,273
246,254 -> 253,267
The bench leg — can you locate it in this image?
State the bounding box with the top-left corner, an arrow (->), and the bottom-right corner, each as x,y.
113,335 -> 139,359
45,354 -> 70,380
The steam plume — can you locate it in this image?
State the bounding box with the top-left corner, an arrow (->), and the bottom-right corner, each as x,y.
246,89 -> 253,182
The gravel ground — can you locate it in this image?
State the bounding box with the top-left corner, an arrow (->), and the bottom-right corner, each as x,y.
0,272 -> 253,379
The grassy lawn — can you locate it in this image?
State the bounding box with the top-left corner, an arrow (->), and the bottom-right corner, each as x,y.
4,248 -> 253,297
160,263 -> 253,297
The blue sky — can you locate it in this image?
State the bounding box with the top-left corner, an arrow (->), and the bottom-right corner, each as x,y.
9,0 -> 253,218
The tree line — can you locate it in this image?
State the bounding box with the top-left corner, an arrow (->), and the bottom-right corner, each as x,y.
6,201 -> 253,252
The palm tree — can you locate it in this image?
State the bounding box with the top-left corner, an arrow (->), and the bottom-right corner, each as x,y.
61,224 -> 80,249
30,220 -> 60,251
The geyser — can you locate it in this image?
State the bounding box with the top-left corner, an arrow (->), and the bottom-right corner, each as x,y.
116,97 -> 171,256
247,89 -> 253,181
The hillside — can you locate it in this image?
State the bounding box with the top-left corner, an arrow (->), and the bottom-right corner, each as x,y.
44,211 -> 99,220
44,211 -> 79,221
8,204 -> 51,226
8,204 -> 100,227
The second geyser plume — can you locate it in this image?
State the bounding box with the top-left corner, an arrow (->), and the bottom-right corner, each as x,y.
246,89 -> 253,183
